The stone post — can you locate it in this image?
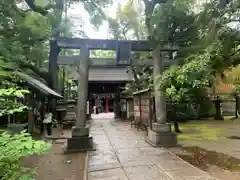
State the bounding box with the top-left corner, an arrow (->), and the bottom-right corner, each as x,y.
67,47 -> 94,152
153,46 -> 167,124
146,45 -> 177,147
76,47 -> 89,128
152,45 -> 169,132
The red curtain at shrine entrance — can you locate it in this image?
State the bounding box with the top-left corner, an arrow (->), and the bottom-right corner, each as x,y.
106,95 -> 109,113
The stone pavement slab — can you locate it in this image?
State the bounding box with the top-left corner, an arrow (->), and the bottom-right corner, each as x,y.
88,113 -> 218,180
89,168 -> 128,180
124,165 -> 170,180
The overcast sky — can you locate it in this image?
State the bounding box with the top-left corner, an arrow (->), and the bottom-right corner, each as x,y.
68,1 -> 126,39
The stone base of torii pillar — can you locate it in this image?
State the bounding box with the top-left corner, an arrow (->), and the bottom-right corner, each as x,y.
66,126 -> 95,152
146,123 -> 177,147
66,47 -> 95,153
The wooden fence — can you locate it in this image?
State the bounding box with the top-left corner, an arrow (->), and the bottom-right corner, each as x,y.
133,89 -> 154,129
131,89 -> 237,130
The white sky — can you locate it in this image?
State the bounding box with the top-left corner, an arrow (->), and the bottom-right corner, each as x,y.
68,1 -> 126,39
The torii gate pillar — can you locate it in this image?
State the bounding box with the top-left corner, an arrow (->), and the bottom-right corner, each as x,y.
146,45 -> 177,147
67,47 -> 94,152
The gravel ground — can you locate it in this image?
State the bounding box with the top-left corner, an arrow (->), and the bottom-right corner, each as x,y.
22,130 -> 87,180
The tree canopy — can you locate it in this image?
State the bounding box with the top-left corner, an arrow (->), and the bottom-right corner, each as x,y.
157,0 -> 240,101
108,0 -> 147,40
118,0 -> 240,100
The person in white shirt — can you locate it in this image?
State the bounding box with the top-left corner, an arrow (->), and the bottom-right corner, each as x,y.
95,96 -> 102,113
43,109 -> 53,136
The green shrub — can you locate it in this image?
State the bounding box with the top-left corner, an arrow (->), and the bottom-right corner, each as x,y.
0,87 -> 51,179
0,130 -> 51,180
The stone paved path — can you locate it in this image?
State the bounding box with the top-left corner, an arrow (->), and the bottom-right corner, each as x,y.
88,113 -> 218,180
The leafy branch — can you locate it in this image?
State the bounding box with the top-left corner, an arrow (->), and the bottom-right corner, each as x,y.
24,0 -> 55,16
0,88 -> 30,117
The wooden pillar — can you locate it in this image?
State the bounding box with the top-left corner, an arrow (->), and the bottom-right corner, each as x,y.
27,93 -> 34,134
39,98 -> 45,136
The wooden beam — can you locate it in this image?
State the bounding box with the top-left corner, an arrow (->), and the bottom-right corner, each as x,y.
131,58 -> 179,66
58,56 -> 117,65
57,55 -> 80,65
90,58 -> 117,66
58,56 -> 129,66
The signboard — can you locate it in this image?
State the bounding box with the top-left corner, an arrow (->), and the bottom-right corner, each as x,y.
57,38 -> 117,50
86,40 -> 117,50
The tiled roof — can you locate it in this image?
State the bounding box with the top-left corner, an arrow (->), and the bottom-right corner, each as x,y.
69,67 -> 133,82
17,72 -> 63,99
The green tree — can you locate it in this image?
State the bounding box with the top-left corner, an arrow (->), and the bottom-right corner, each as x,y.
123,0 -> 198,96
108,0 -> 147,40
107,0 -> 153,95
0,0 -> 113,106
152,0 -> 240,120
157,53 -> 214,101
0,79 -> 51,180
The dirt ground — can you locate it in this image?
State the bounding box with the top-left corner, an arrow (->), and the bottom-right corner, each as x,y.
22,129 -> 87,180
168,118 -> 240,180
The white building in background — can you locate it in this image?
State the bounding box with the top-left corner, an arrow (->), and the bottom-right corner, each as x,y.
193,0 -> 210,12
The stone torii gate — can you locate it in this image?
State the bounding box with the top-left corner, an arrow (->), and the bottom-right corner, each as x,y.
49,37 -> 178,151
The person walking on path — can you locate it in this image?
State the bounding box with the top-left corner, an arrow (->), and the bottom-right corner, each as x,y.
43,108 -> 53,136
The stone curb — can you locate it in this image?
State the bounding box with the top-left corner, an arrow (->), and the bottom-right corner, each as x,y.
83,151 -> 89,180
165,148 -> 219,180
